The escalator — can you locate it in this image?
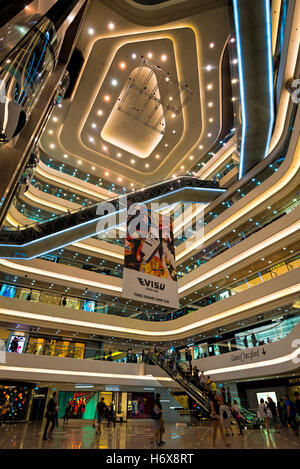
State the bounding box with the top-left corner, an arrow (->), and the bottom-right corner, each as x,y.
152,354 -> 258,427
0,177 -> 225,259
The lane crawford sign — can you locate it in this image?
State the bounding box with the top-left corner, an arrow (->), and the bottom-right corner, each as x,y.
231,348 -> 267,363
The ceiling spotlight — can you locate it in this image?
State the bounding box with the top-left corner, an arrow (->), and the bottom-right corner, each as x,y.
208,133 -> 212,137
161,54 -> 167,61
105,171 -> 109,176
232,78 -> 238,84
108,22 -> 115,30
169,96 -> 173,101
48,130 -> 53,134
209,42 -> 215,48
207,83 -> 213,90
232,59 -> 238,64
130,159 -> 135,164
118,177 -> 122,182
165,143 -> 168,147
131,53 -> 137,59
199,145 -> 204,150
52,117 -> 58,122
89,137 -> 94,143
91,166 -> 95,170
208,102 -> 213,107
147,52 -> 153,59
119,62 -> 126,70
230,38 -> 236,43
155,154 -> 160,159
145,163 -> 149,168
206,65 -> 212,71
49,144 -> 55,149
104,95 -> 110,102
97,109 -> 103,116
111,79 -> 118,86
102,145 -> 108,151
171,113 -> 176,118
63,154 -> 68,158
189,155 -> 194,160
117,152 -> 122,157
209,118 -> 213,122
180,165 -> 185,170
88,28 -> 94,35
91,123 -> 97,128
232,97 -> 237,101
78,160 -> 82,164
172,130 -> 176,134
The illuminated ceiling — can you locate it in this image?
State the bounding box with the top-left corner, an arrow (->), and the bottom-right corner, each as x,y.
39,0 -> 231,189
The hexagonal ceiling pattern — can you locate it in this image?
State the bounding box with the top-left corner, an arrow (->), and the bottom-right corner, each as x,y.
39,0 -> 231,190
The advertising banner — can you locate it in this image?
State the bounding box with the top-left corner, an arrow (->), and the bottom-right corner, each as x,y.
122,205 -> 179,308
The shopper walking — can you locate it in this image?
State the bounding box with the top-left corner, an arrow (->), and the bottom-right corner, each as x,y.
232,400 -> 243,435
266,397 -> 281,433
95,397 -> 107,435
208,392 -> 230,447
219,399 -> 234,437
63,399 -> 72,425
107,404 -> 116,428
258,398 -> 269,431
226,387 -> 232,406
284,395 -> 298,435
43,392 -> 57,440
151,393 -> 165,446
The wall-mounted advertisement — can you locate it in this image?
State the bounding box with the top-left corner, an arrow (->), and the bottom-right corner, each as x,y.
0,284 -> 16,298
83,300 -> 95,312
7,333 -> 28,353
122,205 -> 179,308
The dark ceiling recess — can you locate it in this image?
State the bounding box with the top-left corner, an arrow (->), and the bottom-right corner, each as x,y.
64,48 -> 84,99
133,0 -> 169,4
0,0 -> 34,28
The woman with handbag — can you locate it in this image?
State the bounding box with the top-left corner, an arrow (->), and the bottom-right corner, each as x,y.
208,392 -> 230,447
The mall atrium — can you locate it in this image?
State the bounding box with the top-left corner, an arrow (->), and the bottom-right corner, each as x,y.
0,0 -> 299,451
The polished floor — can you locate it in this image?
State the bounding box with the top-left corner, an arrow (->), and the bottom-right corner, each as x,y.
0,420 -> 299,449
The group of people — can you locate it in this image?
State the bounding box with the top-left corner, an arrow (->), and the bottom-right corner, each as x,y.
258,393 -> 300,435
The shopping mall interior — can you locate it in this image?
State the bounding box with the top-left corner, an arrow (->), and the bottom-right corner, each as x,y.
0,0 -> 299,453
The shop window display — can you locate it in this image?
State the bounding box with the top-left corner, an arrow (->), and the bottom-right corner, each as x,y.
0,384 -> 31,421
127,392 -> 154,419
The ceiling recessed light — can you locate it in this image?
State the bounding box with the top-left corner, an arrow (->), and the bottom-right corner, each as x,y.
131,159 -> 135,164
91,123 -> 97,128
208,133 -> 212,137
230,38 -> 235,43
199,145 -> 204,150
104,95 -> 110,102
165,143 -> 168,147
97,110 -> 103,116
48,130 -> 53,134
131,53 -> 137,59
102,145 -> 108,151
118,177 -> 122,182
180,165 -> 185,170
206,65 -> 212,71
161,54 -> 167,61
171,113 -> 176,118
111,79 -> 118,86
207,83 -> 213,90
145,163 -> 149,168
52,117 -> 58,122
165,77 -> 170,82
155,154 -> 160,159
49,144 -> 55,149
232,59 -> 238,64
91,166 -> 95,170
64,154 -> 68,158
89,137 -> 94,143
209,42 -> 215,48
208,102 -> 213,107
189,155 -> 194,160
78,160 -> 82,165
232,78 -> 238,84
88,28 -> 94,35
209,118 -> 213,122
108,22 -> 115,30
119,62 -> 126,70
172,130 -> 176,134
117,152 -> 122,157
147,52 -> 153,59
105,171 -> 109,176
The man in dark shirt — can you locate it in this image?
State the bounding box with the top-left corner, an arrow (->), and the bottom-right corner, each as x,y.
284,394 -> 298,435
43,392 -> 57,440
95,397 -> 107,435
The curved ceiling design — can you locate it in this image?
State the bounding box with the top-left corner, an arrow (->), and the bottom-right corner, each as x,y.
39,0 -> 231,188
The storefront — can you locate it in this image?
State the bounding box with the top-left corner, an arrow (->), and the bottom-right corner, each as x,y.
127,392 -> 154,419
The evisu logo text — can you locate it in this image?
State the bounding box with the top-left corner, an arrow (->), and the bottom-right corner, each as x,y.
138,278 -> 166,290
